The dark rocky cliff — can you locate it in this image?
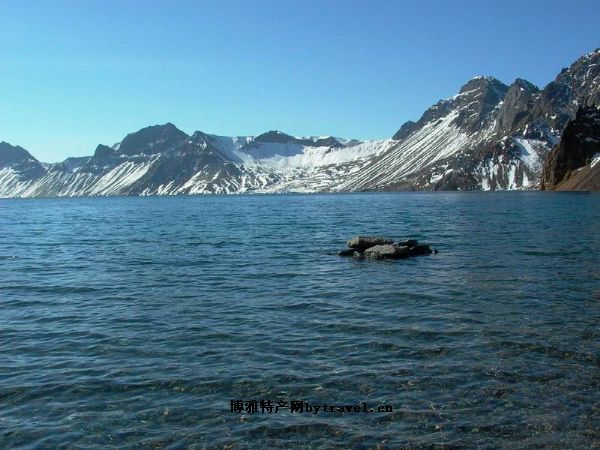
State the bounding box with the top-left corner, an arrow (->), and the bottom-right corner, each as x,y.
541,105 -> 600,191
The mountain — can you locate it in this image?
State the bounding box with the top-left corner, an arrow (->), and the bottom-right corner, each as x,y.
344,48 -> 599,192
0,142 -> 46,194
541,105 -> 600,191
1,48 -> 599,198
116,123 -> 189,156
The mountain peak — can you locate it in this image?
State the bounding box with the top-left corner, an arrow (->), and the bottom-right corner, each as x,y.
93,144 -> 116,159
556,47 -> 600,83
392,121 -> 418,141
118,123 -> 189,156
511,78 -> 540,92
0,141 -> 38,165
532,46 -> 600,131
459,76 -> 508,95
254,130 -> 296,144
582,47 -> 600,60
470,75 -> 496,82
310,136 -> 343,148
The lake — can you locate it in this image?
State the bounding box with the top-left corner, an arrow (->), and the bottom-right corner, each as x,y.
1,192 -> 599,448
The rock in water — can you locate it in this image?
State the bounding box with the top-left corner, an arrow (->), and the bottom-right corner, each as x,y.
338,236 -> 434,261
364,244 -> 410,260
395,239 -> 418,247
347,236 -> 394,251
409,244 -> 433,256
353,251 -> 365,260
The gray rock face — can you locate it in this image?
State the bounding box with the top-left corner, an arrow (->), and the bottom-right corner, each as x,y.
347,236 -> 394,250
495,79 -> 540,135
453,77 -> 509,133
364,244 -> 410,260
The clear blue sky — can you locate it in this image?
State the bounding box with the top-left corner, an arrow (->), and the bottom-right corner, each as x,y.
1,0 -> 599,162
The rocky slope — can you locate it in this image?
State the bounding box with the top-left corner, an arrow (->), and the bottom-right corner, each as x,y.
347,48 -> 600,192
0,48 -> 599,198
541,105 -> 600,191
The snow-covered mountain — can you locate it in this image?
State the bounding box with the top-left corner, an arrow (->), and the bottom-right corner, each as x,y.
1,48 -> 599,198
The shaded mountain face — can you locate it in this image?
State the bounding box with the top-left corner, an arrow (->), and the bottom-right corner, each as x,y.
0,141 -> 46,182
0,141 -> 35,165
118,132 -> 277,196
453,76 -> 509,132
392,121 -> 417,141
252,130 -> 343,148
541,106 -> 600,191
0,48 -> 599,197
93,144 -> 116,159
495,78 -> 540,135
117,123 -> 189,156
254,131 -> 298,144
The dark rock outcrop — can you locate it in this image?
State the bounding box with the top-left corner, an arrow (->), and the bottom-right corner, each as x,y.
253,130 -> 342,148
409,244 -> 433,256
541,105 -> 600,191
364,244 -> 410,260
339,236 -> 433,261
393,121 -> 418,141
93,144 -> 116,159
254,130 -> 297,144
311,136 -> 343,148
347,236 -> 394,251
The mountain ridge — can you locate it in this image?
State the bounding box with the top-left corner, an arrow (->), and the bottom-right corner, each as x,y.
1,48 -> 599,197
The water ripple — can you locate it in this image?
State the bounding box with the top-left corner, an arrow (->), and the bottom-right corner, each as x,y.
0,192 -> 599,448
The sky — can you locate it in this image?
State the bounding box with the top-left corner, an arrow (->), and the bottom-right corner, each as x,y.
0,0 -> 599,162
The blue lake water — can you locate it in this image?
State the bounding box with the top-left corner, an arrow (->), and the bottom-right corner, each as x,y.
1,192 -> 599,449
